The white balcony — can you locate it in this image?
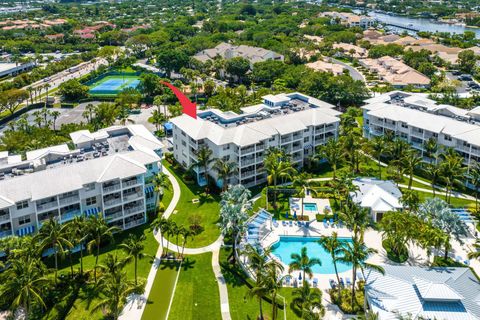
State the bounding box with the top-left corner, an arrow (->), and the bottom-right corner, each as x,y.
104,198 -> 122,207
103,184 -> 121,194
124,219 -> 145,229
36,201 -> 58,212
60,210 -> 82,223
0,214 -> 10,223
123,179 -> 141,188
123,192 -> 143,202
58,195 -> 80,206
105,211 -> 123,221
124,206 -> 144,215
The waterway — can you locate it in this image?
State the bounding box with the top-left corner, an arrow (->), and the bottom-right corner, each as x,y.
353,10 -> 480,38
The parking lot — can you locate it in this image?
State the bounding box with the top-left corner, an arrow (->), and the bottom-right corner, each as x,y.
446,71 -> 480,94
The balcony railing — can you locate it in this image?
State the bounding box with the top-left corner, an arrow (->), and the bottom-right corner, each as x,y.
124,206 -> 144,215
105,211 -> 123,221
104,198 -> 121,207
240,146 -> 255,154
103,184 -> 121,194
240,158 -> 256,166
123,179 -> 141,188
0,214 -> 10,223
124,219 -> 145,229
123,192 -> 143,202
58,195 -> 80,206
0,230 -> 12,238
60,210 -> 82,223
241,171 -> 255,178
36,201 -> 58,212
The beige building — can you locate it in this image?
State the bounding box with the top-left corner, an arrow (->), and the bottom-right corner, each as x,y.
320,11 -> 375,29
359,56 -> 431,88
306,60 -> 345,75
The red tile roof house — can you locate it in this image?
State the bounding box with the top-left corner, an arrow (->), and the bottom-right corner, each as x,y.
45,33 -> 64,41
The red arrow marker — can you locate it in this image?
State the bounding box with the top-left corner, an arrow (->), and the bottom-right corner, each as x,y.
160,81 -> 197,119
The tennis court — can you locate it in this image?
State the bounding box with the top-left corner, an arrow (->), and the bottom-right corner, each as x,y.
89,75 -> 141,95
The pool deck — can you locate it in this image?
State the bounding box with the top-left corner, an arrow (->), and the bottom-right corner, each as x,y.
289,197 -> 331,220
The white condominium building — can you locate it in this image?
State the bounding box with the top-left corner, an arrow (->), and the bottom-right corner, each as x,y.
362,91 -> 480,167
0,125 -> 163,239
170,92 -> 341,188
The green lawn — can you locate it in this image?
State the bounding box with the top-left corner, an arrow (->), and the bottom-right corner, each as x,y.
142,260 -> 181,320
163,162 -> 221,248
400,188 -> 475,207
167,253 -> 221,320
220,248 -> 311,320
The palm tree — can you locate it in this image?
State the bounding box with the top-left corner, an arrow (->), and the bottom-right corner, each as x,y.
86,214 -> 120,283
440,150 -> 465,203
423,137 -> 439,163
179,227 -> 194,257
369,136 -> 388,179
402,149 -> 422,189
151,216 -> 169,255
288,247 -> 321,285
467,239 -> 480,261
425,162 -> 442,197
35,218 -> 72,284
92,270 -> 135,319
213,158 -> 237,191
399,189 -> 420,212
27,87 -> 34,105
32,110 -> 43,128
97,253 -> 129,277
263,260 -> 286,320
316,138 -> 344,180
43,83 -> 51,106
469,161 -> 480,211
247,281 -> 269,320
337,239 -> 383,308
265,148 -> 297,209
0,256 -> 50,317
193,146 -> 214,191
318,232 -> 343,296
151,109 -> 166,132
120,234 -> 146,285
50,110 -> 61,130
118,106 -> 135,125
243,245 -> 271,320
291,282 -> 323,319
292,172 -> 316,220
83,103 -> 96,124
153,172 -> 170,208
70,216 -> 88,276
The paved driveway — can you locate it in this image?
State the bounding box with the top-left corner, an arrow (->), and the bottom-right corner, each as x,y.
329,57 -> 365,82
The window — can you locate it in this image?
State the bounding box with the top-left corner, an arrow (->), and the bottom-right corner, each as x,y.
84,183 -> 95,191
181,130 -> 186,137
182,140 -> 186,147
146,164 -> 153,170
444,134 -> 452,141
16,201 -> 28,210
401,122 -> 408,128
18,215 -> 31,226
86,197 -> 97,206
223,144 -> 230,150
304,137 -> 309,143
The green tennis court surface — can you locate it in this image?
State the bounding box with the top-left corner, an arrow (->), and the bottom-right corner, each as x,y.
89,75 -> 141,95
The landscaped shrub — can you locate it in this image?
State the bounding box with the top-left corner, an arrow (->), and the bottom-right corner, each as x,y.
382,239 -> 408,263
328,284 -> 365,314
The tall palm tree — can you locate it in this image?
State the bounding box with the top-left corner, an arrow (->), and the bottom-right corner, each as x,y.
0,256 -> 50,317
263,260 -> 286,320
399,189 -> 420,212
402,149 -> 423,190
467,239 -> 480,261
369,136 -> 388,179
265,148 -> 297,209
179,227 -> 194,257
213,158 -> 237,191
318,232 -> 343,296
193,146 -> 214,191
423,137 -> 439,163
153,172 -> 170,208
288,247 -> 321,285
342,203 -> 369,241
92,270 -> 135,320
469,161 -> 480,211
27,87 -> 34,105
97,253 -> 129,277
316,138 -> 344,180
291,282 -> 323,319
117,106 -> 135,126
440,150 -> 465,203
243,245 -> 271,320
151,109 -> 166,132
35,218 -> 72,284
292,172 -> 316,220
70,216 -> 88,276
43,83 -> 51,107
151,216 -> 169,255
337,239 -> 383,307
50,110 -> 61,131
86,214 -> 120,283
425,162 -> 442,197
120,234 -> 146,285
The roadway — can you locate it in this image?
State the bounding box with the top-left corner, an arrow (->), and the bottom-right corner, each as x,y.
329,57 -> 365,82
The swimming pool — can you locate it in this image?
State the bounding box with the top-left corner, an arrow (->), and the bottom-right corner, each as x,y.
303,203 -> 318,212
271,236 -> 352,274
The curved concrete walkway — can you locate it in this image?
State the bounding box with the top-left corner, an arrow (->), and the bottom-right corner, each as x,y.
121,165 -> 232,320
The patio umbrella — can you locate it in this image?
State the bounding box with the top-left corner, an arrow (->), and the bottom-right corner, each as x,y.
298,272 -> 302,281
285,211 -> 289,218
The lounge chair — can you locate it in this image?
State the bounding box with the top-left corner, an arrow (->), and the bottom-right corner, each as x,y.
346,277 -> 352,287
282,220 -> 287,227
323,218 -> 328,228
464,259 -> 470,265
289,220 -> 293,227
357,272 -> 364,281
305,221 -> 310,228
329,279 -> 336,289
329,218 -> 334,227
313,278 -> 318,288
